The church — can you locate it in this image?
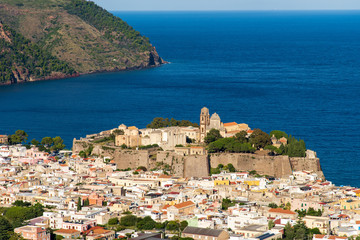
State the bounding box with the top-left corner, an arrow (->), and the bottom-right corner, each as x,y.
199,107 -> 250,143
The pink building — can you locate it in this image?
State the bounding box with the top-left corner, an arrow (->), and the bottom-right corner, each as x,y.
18,158 -> 40,165
290,198 -> 323,211
26,147 -> 48,159
14,226 -> 50,240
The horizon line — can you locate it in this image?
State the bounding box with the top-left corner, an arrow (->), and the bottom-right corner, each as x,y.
108,9 -> 360,12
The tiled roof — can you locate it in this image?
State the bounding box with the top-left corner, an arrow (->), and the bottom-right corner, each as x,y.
224,122 -> 238,127
174,200 -> 195,209
269,208 -> 296,215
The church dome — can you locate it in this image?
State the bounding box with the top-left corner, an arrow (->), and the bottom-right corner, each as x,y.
210,112 -> 220,120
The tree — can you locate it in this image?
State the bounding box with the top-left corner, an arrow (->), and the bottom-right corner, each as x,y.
285,202 -> 291,210
9,130 -> 28,145
268,203 -> 278,208
180,221 -> 188,231
83,198 -> 90,207
120,215 -> 137,227
222,198 -> 236,210
51,136 -> 65,152
234,131 -> 248,143
137,216 -> 156,230
9,232 -> 25,240
249,129 -> 271,149
309,228 -> 321,235
166,221 -> 179,231
0,216 -> 13,240
77,197 -> 82,211
268,220 -> 275,230
227,163 -> 236,172
284,222 -> 295,240
155,222 -> 165,229
56,235 -> 64,240
30,139 -> 40,146
204,129 -> 223,144
269,130 -> 288,140
108,218 -> 119,225
79,151 -> 87,158
41,137 -> 53,147
113,129 -> 124,135
12,200 -> 31,207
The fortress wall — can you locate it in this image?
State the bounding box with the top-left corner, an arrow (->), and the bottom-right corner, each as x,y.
72,140 -> 324,179
156,152 -> 209,177
113,150 -> 150,170
209,153 -> 293,178
290,157 -> 325,179
72,139 -> 90,153
183,155 -> 209,178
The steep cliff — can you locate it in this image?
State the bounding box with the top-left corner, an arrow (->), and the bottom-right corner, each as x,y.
0,0 -> 164,85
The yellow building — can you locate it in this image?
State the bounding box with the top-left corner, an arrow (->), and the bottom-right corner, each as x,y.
338,198 -> 360,210
244,179 -> 260,186
214,180 -> 230,186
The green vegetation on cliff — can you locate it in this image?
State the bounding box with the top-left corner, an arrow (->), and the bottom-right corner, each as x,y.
147,117 -> 199,128
0,0 -> 163,85
0,23 -> 75,84
64,0 -> 151,51
205,128 -> 306,157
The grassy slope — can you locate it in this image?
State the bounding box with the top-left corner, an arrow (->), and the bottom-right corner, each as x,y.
0,0 -> 162,82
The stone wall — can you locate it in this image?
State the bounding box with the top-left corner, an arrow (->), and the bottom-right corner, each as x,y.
209,153 -> 293,178
209,153 -> 324,179
155,152 -> 209,177
290,157 -> 324,179
183,155 -> 209,178
73,139 -> 324,179
72,139 -> 91,153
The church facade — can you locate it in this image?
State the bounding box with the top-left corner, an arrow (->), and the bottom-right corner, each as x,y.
199,107 -> 225,143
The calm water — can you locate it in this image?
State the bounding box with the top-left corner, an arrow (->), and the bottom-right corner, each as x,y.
1,11 -> 360,186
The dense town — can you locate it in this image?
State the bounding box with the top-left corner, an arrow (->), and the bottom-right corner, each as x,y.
0,108 -> 359,240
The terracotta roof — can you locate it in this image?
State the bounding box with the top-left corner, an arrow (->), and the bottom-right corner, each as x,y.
174,201 -> 195,209
85,226 -> 111,235
269,208 -> 296,215
224,122 -> 238,127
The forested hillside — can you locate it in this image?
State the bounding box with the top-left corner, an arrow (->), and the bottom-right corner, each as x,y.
0,0 -> 163,85
0,23 -> 75,84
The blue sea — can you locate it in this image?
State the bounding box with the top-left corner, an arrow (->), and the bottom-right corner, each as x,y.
1,11 -> 360,187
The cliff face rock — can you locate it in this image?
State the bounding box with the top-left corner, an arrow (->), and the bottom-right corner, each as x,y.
0,0 -> 164,85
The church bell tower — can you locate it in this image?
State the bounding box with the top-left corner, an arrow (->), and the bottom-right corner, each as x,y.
200,107 -> 210,143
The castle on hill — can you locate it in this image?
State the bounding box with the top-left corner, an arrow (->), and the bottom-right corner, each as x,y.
111,107 -> 251,149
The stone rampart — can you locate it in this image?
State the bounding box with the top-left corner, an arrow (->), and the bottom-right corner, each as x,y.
209,153 -> 324,179
73,139 -> 324,179
210,153 -> 293,178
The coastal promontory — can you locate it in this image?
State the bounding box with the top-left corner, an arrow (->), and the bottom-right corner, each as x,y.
0,0 -> 164,85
